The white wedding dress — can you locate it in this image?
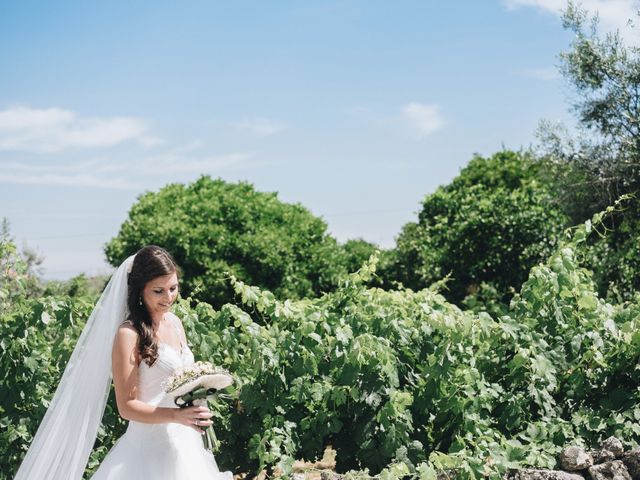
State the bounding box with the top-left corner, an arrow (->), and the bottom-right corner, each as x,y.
90,315 -> 233,480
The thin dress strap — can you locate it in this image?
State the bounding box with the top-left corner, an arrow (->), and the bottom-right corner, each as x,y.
120,318 -> 134,327
169,313 -> 185,353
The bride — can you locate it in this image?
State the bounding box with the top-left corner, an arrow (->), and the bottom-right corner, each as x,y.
14,245 -> 233,480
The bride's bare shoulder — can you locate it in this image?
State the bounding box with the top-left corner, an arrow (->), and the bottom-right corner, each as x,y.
115,321 -> 138,347
114,320 -> 140,363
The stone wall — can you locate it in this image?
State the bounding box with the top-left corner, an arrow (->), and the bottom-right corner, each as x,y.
316,436 -> 640,479
504,437 -> 640,480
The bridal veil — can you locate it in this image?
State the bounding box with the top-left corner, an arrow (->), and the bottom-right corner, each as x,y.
14,254 -> 136,480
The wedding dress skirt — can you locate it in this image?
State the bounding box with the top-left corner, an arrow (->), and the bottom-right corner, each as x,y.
90,322 -> 233,480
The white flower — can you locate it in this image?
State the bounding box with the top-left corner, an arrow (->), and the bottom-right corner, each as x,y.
163,361 -> 232,394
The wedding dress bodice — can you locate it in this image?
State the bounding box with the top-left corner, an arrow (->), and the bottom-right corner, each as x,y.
137,340 -> 195,407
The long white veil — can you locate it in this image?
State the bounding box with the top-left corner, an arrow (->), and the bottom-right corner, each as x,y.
14,253 -> 136,480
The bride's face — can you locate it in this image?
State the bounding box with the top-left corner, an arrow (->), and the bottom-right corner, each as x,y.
141,272 -> 179,316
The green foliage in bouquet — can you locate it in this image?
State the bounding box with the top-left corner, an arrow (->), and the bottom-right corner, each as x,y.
103,175 -> 361,309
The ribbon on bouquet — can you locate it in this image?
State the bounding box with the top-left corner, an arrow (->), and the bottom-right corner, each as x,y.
174,386 -> 230,452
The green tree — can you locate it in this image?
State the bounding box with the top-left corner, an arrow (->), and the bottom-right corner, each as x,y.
340,238 -> 378,276
537,3 -> 640,299
537,3 -> 640,219
104,175 -> 353,307
379,151 -> 567,305
0,219 -> 44,298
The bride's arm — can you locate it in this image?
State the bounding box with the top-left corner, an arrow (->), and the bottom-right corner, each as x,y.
111,326 -> 211,432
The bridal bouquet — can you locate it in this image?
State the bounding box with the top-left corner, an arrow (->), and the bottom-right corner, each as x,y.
162,361 -> 234,452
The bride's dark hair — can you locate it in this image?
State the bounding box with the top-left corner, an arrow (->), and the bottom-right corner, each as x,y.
126,245 -> 179,366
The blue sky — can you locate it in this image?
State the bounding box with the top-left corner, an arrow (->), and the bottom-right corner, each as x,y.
1,0 -> 631,279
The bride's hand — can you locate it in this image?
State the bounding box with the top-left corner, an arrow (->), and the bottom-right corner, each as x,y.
172,405 -> 213,434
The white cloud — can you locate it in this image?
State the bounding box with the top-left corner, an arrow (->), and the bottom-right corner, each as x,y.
139,136 -> 165,148
0,106 -> 161,152
519,66 -> 562,80
126,152 -> 249,176
402,102 -> 446,138
229,117 -> 287,137
503,0 -> 565,12
0,171 -> 142,189
1,158 -> 103,174
503,0 -> 639,41
0,107 -> 74,129
0,107 -> 257,188
0,149 -> 252,189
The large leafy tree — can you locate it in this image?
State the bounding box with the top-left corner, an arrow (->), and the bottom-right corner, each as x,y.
537,3 -> 640,299
538,3 -> 640,219
379,150 -> 567,305
104,175 -> 355,307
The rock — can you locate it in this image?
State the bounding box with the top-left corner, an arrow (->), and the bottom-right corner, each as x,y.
588,460 -> 631,480
321,472 -> 341,480
593,451 -> 617,465
559,446 -> 594,471
436,470 -> 457,480
505,469 -> 585,479
622,448 -> 640,480
600,438 -> 625,458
